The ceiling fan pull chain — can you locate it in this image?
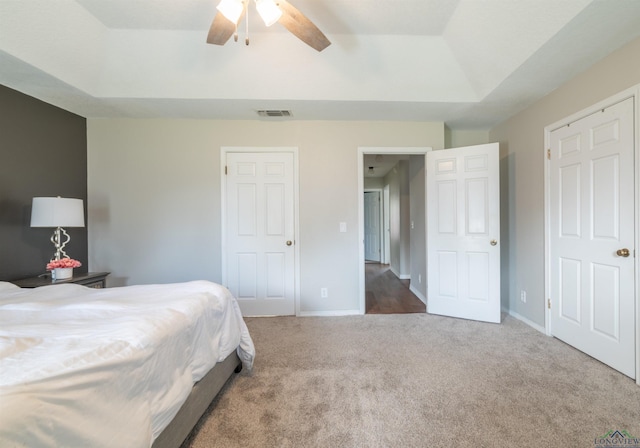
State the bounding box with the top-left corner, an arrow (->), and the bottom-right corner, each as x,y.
245,2 -> 250,45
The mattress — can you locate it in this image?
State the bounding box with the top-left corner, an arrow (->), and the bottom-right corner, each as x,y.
0,280 -> 255,448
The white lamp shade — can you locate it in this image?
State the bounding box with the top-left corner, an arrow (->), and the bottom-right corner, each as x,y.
256,0 -> 282,26
31,197 -> 85,228
217,0 -> 244,24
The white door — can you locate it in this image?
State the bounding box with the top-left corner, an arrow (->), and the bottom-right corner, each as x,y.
364,191 -> 381,262
549,98 -> 635,378
427,143 -> 501,323
225,152 -> 295,316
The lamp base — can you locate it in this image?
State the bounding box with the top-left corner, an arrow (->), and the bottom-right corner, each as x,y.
51,226 -> 71,260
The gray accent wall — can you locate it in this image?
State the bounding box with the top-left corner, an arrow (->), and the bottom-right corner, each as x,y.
0,84 -> 87,281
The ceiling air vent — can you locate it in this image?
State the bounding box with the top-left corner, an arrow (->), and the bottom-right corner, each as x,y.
257,110 -> 293,118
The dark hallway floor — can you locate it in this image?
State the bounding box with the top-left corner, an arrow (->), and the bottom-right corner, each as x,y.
365,263 -> 426,314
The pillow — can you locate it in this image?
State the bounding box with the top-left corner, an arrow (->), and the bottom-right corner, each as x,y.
0,281 -> 20,292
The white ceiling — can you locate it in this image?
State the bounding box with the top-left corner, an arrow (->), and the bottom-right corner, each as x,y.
363,154 -> 408,178
1,0 -> 640,129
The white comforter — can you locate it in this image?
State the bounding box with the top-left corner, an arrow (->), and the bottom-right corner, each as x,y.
0,280 -> 255,448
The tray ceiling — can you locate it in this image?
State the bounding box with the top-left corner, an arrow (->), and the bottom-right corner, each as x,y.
1,0 -> 640,128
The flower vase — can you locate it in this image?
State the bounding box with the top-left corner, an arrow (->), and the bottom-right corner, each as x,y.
53,267 -> 73,281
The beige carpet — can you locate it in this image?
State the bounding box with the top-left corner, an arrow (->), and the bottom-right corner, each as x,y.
182,314 -> 640,447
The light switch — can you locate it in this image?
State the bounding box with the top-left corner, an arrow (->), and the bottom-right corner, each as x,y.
339,222 -> 347,233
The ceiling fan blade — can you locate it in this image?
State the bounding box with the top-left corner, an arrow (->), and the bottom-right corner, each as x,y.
206,11 -> 237,45
276,0 -> 331,52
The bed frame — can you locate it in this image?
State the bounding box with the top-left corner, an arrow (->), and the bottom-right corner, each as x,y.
151,351 -> 242,448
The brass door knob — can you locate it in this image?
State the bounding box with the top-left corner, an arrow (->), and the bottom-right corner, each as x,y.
616,248 -> 630,257
286,240 -> 293,246
490,239 -> 498,246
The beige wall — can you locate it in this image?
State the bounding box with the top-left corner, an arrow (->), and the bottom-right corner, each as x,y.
363,177 -> 385,190
490,35 -> 640,326
409,155 -> 427,300
445,128 -> 490,149
87,35 -> 640,319
87,119 -> 444,313
384,160 -> 411,279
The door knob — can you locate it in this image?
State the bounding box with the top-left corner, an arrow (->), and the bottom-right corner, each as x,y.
490,239 -> 498,246
286,240 -> 293,246
616,248 -> 630,257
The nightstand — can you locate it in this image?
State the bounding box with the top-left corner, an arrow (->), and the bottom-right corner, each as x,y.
12,272 -> 110,289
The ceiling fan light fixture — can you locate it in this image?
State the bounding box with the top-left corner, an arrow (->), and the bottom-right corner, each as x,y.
255,0 -> 282,26
217,0 -> 244,24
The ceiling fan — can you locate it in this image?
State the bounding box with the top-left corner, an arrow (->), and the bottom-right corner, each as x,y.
206,0 -> 331,52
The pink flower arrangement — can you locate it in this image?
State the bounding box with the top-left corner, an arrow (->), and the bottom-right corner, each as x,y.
46,258 -> 82,270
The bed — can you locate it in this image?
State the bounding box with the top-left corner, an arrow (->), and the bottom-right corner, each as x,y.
0,280 -> 255,448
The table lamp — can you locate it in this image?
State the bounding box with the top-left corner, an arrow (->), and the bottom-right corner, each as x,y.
31,197 -> 85,261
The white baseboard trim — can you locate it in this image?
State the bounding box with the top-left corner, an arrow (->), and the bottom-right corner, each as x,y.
507,309 -> 546,334
389,266 -> 410,280
409,285 -> 427,305
298,309 -> 362,317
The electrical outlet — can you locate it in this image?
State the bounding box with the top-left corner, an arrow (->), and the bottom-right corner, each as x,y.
321,288 -> 328,298
520,290 -> 527,303
418,274 -> 422,284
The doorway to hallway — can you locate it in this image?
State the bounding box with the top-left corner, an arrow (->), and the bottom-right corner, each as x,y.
365,262 -> 425,314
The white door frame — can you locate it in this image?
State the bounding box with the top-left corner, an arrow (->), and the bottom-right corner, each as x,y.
364,188 -> 383,262
543,86 -> 640,384
221,146 -> 301,315
383,184 -> 391,264
358,147 -> 432,314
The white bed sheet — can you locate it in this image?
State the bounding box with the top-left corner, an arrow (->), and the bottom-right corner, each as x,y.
0,280 -> 255,448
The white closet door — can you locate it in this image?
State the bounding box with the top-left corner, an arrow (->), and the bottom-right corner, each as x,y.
225,152 -> 295,316
549,97 -> 635,378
